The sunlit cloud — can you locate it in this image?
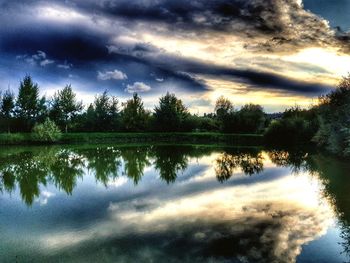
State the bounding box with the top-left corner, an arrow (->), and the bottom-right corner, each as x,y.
125,82 -> 151,94
97,69 -> 128,81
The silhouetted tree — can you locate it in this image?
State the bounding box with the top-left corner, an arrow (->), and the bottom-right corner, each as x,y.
264,106 -> 318,146
237,104 -> 266,133
215,96 -> 236,133
0,89 -> 15,133
121,93 -> 150,131
89,91 -> 119,131
15,76 -> 43,130
154,92 -> 189,131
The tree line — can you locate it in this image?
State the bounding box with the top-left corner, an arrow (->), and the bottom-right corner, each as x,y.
0,75 -> 267,134
2,75 -> 350,157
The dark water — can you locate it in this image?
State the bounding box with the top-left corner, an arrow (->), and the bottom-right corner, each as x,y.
0,144 -> 350,263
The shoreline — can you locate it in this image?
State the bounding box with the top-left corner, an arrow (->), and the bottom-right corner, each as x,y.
0,132 -> 264,146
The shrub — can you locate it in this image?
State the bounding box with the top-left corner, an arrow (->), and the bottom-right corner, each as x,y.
264,117 -> 315,146
32,119 -> 62,143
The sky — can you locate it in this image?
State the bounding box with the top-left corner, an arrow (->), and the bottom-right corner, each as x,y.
0,0 -> 350,113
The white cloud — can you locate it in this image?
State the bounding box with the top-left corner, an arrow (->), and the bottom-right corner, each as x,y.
36,190 -> 55,206
25,57 -> 36,65
125,82 -> 151,93
18,50 -> 55,67
32,50 -> 46,60
58,61 -> 73,69
40,59 -> 55,67
97,69 -> 128,80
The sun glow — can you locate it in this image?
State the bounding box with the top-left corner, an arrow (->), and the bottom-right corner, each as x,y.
284,48 -> 350,79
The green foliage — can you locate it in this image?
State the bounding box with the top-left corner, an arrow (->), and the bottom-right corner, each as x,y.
1,89 -> 15,117
215,99 -> 267,134
264,106 -> 318,146
16,76 -> 39,118
196,116 -> 219,131
154,92 -> 189,131
236,104 -> 266,133
5,74 -> 350,158
312,75 -> 350,156
215,96 -> 234,118
15,76 -> 43,130
0,89 -> 15,132
0,75 -> 269,135
121,93 -> 150,131
50,85 -> 83,132
215,96 -> 236,132
32,119 -> 62,143
82,91 -> 119,131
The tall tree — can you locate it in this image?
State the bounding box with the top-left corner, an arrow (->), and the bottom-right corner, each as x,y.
121,93 -> 150,131
16,76 -> 41,130
93,91 -> 119,131
1,89 -> 15,133
51,85 -> 82,133
214,96 -> 236,133
154,92 -> 189,132
237,104 -> 266,133
215,96 -> 234,118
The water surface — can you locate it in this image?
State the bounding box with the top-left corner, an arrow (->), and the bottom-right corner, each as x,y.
0,144 -> 349,262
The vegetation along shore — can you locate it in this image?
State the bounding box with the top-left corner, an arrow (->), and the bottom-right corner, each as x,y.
1,75 -> 350,157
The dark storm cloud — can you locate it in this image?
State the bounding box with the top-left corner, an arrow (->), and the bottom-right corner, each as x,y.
0,26 -> 109,65
71,0 -> 350,52
1,21 -> 330,96
3,0 -> 349,53
108,44 -> 332,95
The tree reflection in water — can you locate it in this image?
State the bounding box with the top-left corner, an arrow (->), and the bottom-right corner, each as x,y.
120,146 -> 151,185
152,145 -> 191,184
0,145 -> 205,204
268,149 -> 311,173
0,146 -> 340,206
81,147 -> 122,186
215,149 -> 264,182
2,145 -> 350,259
0,147 -> 85,205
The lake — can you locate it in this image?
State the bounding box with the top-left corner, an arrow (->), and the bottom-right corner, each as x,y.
0,144 -> 350,263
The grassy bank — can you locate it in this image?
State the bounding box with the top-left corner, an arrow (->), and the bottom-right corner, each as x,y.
0,132 -> 263,146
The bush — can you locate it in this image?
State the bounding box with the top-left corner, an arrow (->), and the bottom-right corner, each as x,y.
264,117 -> 315,146
32,119 -> 62,143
